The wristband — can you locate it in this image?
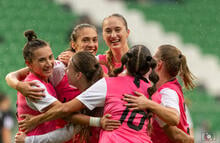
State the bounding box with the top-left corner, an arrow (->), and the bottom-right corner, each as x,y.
89,117 -> 101,127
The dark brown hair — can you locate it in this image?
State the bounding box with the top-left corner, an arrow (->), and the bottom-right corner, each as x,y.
113,45 -> 159,131
71,51 -> 103,86
67,23 -> 97,52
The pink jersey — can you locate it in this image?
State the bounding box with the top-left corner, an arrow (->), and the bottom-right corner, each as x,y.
151,78 -> 190,143
51,60 -> 81,103
99,75 -> 157,143
101,65 -> 108,74
97,54 -> 122,70
17,73 -> 57,136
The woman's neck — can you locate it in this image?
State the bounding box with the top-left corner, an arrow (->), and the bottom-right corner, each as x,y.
111,45 -> 129,63
32,72 -> 49,83
77,80 -> 91,92
156,72 -> 173,89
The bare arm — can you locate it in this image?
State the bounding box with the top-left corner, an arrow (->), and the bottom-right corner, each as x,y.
67,113 -> 121,131
2,128 -> 11,143
19,99 -> 86,133
5,67 -> 45,100
123,91 -> 179,126
57,51 -> 74,66
5,67 -> 29,89
163,125 -> 194,143
15,125 -> 74,143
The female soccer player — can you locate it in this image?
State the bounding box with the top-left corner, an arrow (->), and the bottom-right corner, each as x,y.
58,23 -> 108,74
17,30 -> 59,136
97,13 -> 130,75
123,44 -> 195,143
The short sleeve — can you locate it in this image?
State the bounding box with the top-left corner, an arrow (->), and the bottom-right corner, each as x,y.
76,78 -> 107,110
154,88 -> 180,127
26,80 -> 57,112
160,88 -> 180,114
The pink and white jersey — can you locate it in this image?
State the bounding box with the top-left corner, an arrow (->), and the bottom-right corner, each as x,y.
50,60 -> 81,103
151,78 -> 190,143
17,73 -> 57,136
77,75 -> 158,143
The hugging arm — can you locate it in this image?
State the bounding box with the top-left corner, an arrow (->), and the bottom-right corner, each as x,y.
163,125 -> 194,143
123,91 -> 179,126
19,98 -> 86,132
15,125 -> 74,143
5,67 -> 45,100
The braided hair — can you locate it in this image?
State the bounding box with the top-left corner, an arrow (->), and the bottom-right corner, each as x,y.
113,45 -> 159,131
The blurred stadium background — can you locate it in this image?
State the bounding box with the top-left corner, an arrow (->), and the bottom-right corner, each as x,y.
0,0 -> 219,142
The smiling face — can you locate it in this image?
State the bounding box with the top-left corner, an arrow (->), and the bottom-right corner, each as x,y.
27,46 -> 54,81
73,27 -> 98,55
102,16 -> 130,51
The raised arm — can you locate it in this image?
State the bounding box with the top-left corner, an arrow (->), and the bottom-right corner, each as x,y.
5,67 -> 29,89
5,67 -> 45,100
57,51 -> 74,66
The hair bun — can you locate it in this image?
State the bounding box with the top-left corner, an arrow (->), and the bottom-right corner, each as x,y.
24,30 -> 37,41
146,56 -> 152,61
126,52 -> 132,58
94,63 -> 99,69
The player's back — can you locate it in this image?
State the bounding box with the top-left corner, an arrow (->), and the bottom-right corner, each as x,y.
99,75 -> 152,143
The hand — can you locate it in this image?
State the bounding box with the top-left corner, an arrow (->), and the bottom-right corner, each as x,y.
57,51 -> 74,66
187,135 -> 194,143
17,81 -> 45,102
18,114 -> 37,133
101,114 -> 121,131
15,132 -> 26,143
123,91 -> 154,110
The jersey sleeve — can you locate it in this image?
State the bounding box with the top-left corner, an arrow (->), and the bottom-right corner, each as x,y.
26,80 -> 57,112
49,60 -> 66,87
76,78 -> 107,110
154,88 -> 180,127
25,124 -> 74,143
160,88 -> 180,114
